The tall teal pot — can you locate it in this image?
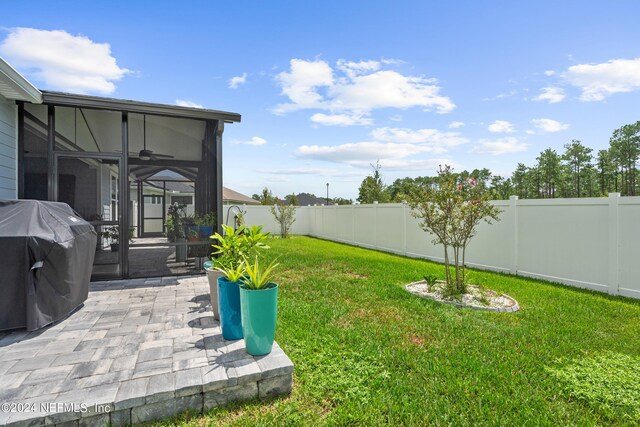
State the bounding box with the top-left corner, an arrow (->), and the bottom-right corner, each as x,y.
217,276 -> 243,340
240,283 -> 278,356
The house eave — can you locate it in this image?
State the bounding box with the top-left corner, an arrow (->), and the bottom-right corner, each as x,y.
0,57 -> 42,103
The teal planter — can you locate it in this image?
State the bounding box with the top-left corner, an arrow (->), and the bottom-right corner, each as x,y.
218,277 -> 243,340
240,283 -> 278,356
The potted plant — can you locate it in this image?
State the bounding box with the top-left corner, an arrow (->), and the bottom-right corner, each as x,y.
102,226 -> 134,252
186,226 -> 200,258
240,256 -> 280,356
211,224 -> 270,338
166,203 -> 187,262
197,212 -> 216,237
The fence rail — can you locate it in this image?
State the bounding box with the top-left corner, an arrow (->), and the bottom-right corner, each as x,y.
235,193 -> 640,299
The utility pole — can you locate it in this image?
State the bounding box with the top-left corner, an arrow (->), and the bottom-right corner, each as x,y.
326,183 -> 329,206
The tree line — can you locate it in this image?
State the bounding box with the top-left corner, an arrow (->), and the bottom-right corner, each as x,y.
251,188 -> 354,206
357,121 -> 640,203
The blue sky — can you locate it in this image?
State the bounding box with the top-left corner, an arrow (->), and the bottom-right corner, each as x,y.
3,1 -> 640,199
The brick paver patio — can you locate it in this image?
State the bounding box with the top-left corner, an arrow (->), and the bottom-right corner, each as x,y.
0,275 -> 294,426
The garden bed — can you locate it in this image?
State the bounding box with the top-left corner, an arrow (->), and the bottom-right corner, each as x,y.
405,280 -> 520,312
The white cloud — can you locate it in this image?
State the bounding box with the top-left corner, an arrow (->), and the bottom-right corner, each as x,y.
544,70 -> 556,76
531,118 -> 570,133
175,99 -> 204,108
483,90 -> 517,101
229,72 -> 247,89
298,142 -> 429,161
563,58 -> 640,101
273,59 -> 334,114
533,87 -> 566,104
370,127 -> 468,148
471,137 -> 528,155
329,70 -> 454,113
295,125 -> 466,168
265,176 -> 290,183
389,114 -> 403,122
310,113 -> 373,126
233,136 -> 267,146
488,120 -> 515,133
336,59 -> 381,78
273,58 -> 455,118
448,121 -> 465,129
296,141 -> 434,163
0,27 -> 129,94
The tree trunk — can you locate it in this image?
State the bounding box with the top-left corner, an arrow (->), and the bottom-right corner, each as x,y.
443,244 -> 451,286
461,243 -> 467,288
453,246 -> 461,292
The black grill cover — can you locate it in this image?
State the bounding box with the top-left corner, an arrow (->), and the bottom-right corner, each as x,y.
0,200 -> 97,331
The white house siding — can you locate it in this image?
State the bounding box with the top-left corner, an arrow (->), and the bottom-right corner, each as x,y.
0,96 -> 17,199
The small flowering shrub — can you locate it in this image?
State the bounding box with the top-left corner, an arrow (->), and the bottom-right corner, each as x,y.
408,165 -> 502,295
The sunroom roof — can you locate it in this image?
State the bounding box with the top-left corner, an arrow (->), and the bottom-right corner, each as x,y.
41,91 -> 241,123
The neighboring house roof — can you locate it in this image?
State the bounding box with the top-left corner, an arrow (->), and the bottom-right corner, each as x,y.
0,57 -> 42,103
143,175 -> 258,204
293,193 -> 331,206
146,180 -> 194,194
223,187 -> 260,205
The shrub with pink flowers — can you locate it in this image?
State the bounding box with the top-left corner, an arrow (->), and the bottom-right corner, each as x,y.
408,165 -> 502,295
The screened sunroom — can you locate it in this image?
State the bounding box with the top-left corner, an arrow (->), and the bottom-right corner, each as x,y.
18,91 -> 240,280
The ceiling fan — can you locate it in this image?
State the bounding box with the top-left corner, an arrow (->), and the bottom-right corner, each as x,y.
125,115 -> 175,161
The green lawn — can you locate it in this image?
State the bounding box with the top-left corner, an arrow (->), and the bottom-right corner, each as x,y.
163,236 -> 640,426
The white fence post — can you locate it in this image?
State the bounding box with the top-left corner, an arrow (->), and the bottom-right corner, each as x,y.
509,195 -> 518,275
373,201 -> 378,248
402,202 -> 407,256
608,193 -> 620,295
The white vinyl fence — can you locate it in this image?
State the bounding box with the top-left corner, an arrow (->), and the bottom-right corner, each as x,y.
236,194 -> 640,299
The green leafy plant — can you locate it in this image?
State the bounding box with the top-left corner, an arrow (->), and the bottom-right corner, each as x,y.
234,211 -> 245,229
194,212 -> 217,227
423,275 -> 438,292
241,225 -> 271,251
475,284 -> 490,306
186,227 -> 199,238
210,224 -> 270,278
241,255 -> 279,290
102,225 -> 134,244
165,203 -> 186,242
214,259 -> 246,282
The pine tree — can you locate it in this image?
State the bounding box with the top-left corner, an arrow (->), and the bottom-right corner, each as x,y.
357,162 -> 390,204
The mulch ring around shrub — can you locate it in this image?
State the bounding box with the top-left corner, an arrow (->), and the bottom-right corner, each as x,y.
406,280 -> 520,312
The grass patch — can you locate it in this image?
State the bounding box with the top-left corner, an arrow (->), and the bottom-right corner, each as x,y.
546,351 -> 640,422
154,236 -> 640,426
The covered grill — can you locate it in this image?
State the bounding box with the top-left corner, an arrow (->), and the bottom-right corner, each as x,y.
0,200 -> 96,331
